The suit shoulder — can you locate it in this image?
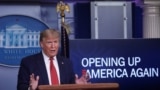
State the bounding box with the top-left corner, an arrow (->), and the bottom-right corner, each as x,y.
57,55 -> 70,61
57,55 -> 73,65
21,52 -> 42,62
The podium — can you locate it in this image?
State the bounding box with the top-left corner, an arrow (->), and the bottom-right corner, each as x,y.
38,83 -> 119,90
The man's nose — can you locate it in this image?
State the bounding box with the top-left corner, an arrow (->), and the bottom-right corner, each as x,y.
51,43 -> 55,47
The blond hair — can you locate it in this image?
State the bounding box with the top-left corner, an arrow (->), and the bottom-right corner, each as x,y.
40,29 -> 60,42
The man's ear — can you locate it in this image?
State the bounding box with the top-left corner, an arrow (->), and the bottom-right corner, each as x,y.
40,42 -> 43,48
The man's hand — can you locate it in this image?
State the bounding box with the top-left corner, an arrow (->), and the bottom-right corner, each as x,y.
75,73 -> 90,84
29,73 -> 39,90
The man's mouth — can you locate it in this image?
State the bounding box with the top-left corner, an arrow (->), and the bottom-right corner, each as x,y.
50,50 -> 56,52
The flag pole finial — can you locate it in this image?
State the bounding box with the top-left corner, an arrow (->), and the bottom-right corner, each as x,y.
56,1 -> 70,23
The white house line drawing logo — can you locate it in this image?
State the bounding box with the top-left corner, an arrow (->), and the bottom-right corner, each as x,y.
0,24 -> 40,48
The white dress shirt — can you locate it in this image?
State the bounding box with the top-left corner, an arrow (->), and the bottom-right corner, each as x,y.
42,51 -> 60,85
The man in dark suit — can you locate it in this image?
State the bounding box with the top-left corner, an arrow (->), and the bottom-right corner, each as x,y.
17,29 -> 89,90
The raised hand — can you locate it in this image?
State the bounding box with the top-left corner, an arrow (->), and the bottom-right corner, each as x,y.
75,73 -> 90,84
29,73 -> 39,90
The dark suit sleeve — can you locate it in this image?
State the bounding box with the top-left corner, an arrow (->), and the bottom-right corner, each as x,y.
17,58 -> 30,90
17,53 -> 49,90
66,58 -> 75,84
59,56 -> 75,84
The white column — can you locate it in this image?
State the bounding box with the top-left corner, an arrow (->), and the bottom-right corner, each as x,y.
143,0 -> 160,38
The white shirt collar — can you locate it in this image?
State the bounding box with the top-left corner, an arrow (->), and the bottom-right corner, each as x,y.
42,50 -> 57,61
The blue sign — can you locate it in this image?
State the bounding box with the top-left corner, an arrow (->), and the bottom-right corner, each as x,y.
69,39 -> 160,90
0,15 -> 49,67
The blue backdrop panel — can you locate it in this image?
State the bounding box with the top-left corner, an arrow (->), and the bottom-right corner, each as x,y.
69,39 -> 160,90
0,15 -> 49,90
0,15 -> 48,67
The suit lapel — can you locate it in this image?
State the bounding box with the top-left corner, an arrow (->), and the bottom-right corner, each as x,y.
57,56 -> 65,84
36,54 -> 67,84
36,52 -> 49,85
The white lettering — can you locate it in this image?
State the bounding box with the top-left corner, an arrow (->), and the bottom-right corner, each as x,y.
130,68 -> 159,77
128,57 -> 141,66
88,68 -> 128,78
81,57 -> 125,67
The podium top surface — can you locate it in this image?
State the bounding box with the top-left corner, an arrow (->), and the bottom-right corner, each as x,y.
38,83 -> 119,90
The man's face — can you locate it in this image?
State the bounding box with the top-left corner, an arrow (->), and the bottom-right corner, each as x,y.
40,36 -> 60,57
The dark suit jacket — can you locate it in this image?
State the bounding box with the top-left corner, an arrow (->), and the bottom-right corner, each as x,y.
17,52 -> 75,90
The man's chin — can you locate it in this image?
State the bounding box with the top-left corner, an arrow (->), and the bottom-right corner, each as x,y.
50,53 -> 57,57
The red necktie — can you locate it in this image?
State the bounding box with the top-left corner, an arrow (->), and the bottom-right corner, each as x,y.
50,57 -> 59,85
